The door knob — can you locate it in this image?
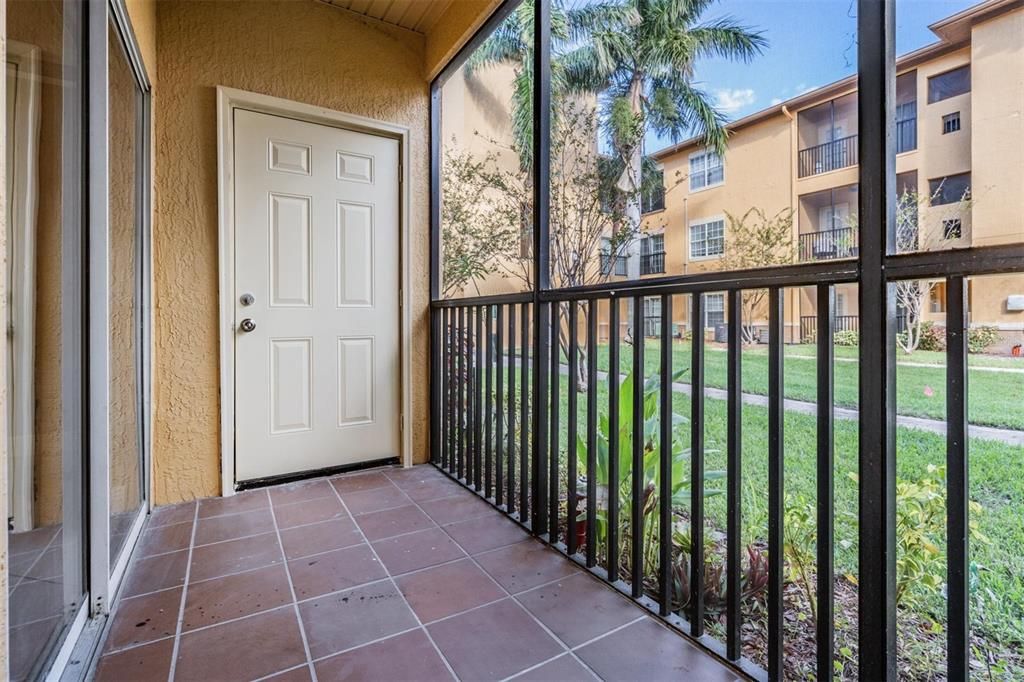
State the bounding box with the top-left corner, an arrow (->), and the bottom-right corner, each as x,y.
239,318 -> 257,333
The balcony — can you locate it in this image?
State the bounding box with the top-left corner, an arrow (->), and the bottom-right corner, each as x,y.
798,134 -> 858,178
896,116 -> 917,153
799,226 -> 859,261
800,314 -> 860,342
92,466 -> 733,680
639,251 -> 666,275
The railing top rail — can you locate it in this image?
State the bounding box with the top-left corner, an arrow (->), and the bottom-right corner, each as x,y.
798,133 -> 859,154
431,291 -> 533,308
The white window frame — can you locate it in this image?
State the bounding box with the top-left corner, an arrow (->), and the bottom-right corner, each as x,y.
688,148 -> 724,192
705,293 -> 726,328
689,217 -> 726,260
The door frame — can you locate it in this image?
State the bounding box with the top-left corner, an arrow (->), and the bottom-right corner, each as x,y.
216,87 -> 414,496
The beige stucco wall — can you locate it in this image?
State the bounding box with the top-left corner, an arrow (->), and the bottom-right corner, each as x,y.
152,0 -> 433,504
426,0 -> 504,80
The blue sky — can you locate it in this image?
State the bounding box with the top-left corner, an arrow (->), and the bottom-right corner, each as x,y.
646,0 -> 977,152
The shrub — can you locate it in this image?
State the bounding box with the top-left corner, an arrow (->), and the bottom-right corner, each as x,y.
833,329 -> 859,347
917,321 -> 946,352
968,325 -> 1000,354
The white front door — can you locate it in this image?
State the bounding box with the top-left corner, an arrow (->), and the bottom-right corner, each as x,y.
233,109 -> 400,482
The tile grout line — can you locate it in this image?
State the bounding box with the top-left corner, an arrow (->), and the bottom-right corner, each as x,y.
166,500 -> 200,682
9,525 -> 63,594
390,472 -> 604,681
329,479 -> 460,682
264,488 -> 319,682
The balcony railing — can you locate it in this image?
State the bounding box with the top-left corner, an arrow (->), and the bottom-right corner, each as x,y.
798,134 -> 858,178
896,117 -> 917,153
640,251 -> 666,275
800,314 -> 859,342
600,253 -> 627,276
799,226 -> 858,261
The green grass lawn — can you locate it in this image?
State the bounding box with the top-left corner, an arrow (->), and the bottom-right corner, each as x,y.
527,381 -> 1024,653
589,340 -> 1024,431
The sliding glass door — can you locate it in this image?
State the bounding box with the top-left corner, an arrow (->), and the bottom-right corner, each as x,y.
5,1 -> 87,679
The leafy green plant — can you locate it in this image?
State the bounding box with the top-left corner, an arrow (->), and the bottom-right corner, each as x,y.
783,496 -> 818,623
669,535 -> 770,617
968,325 -> 1000,354
576,366 -> 725,578
833,329 -> 859,347
918,321 -> 945,352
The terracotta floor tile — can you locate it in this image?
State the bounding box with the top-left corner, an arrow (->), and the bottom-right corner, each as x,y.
134,521 -> 193,558
402,478 -> 462,502
148,501 -> 196,528
197,490 -> 269,519
16,546 -> 63,582
516,573 -> 640,647
288,544 -> 386,600
384,465 -> 447,487
104,587 -> 182,652
511,653 -> 597,681
418,493 -> 494,526
575,618 -> 741,681
330,472 -> 393,495
273,496 -> 347,530
269,479 -> 336,506
183,564 -> 292,631
93,638 -> 174,682
279,517 -> 362,560
427,599 -> 562,681
371,527 -> 465,575
396,559 -> 505,623
188,532 -> 282,583
442,512 -> 528,555
475,539 -> 580,594
194,508 -> 275,546
264,665 -> 314,681
8,525 -> 60,557
298,582 -> 418,659
10,618 -> 61,681
341,484 -> 410,515
354,504 -> 434,541
314,629 -> 451,682
121,550 -> 190,598
175,606 -> 306,682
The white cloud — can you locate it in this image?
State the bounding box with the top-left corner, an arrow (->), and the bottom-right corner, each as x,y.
770,97 -> 783,106
713,88 -> 756,114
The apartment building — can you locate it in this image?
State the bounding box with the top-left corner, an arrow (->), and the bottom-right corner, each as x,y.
624,0 -> 1024,345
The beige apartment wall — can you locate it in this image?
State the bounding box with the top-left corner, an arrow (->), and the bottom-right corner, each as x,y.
152,0 -> 432,504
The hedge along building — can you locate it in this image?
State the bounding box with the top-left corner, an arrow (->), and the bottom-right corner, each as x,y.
636,0 -> 1024,346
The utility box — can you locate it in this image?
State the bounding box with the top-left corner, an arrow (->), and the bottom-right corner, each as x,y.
714,324 -> 728,343
1007,295 -> 1024,312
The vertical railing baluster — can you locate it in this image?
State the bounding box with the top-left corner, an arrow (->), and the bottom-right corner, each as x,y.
567,301 -> 579,556
520,301 -> 530,522
432,308 -> 442,466
450,307 -> 457,474
535,302 -> 550,535
586,299 -> 598,568
691,293 -> 706,636
631,297 -> 645,597
508,304 -> 517,515
946,275 -> 969,680
608,297 -> 621,583
768,288 -> 785,681
458,306 -> 466,481
475,305 -> 485,491
658,294 -> 673,617
549,302 -> 560,542
496,305 -> 505,507
442,308 -> 449,471
817,284 -> 835,677
485,305 -> 494,498
726,289 -> 742,661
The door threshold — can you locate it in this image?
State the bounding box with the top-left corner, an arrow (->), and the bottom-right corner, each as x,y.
235,456 -> 400,492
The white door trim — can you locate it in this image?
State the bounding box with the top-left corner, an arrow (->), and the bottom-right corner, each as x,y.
216,87 -> 413,496
6,39 -> 41,532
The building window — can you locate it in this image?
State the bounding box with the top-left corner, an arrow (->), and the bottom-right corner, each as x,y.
930,281 -> 947,313
643,296 -> 662,337
600,237 -> 627,276
929,173 -> 971,206
642,168 -> 666,214
942,112 -> 961,134
689,150 -> 723,191
705,293 -> 725,328
690,219 -> 725,259
640,234 -> 665,274
943,218 -> 963,240
928,65 -> 970,103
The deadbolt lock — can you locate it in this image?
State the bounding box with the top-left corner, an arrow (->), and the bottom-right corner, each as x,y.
239,318 -> 257,333
240,293 -> 255,306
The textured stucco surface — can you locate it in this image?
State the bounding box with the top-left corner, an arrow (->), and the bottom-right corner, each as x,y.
152,0 -> 432,504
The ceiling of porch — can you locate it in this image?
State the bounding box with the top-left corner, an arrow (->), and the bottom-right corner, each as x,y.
319,0 -> 455,33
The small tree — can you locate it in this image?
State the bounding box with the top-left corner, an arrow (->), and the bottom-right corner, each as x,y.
720,207 -> 796,343
439,142 -> 521,297
891,186 -> 971,353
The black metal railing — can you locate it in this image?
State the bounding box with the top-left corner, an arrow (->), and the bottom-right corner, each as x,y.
640,251 -> 666,275
799,227 -> 859,261
600,253 -> 627,277
800,314 -> 859,342
896,117 -> 917,153
798,134 -> 858,177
